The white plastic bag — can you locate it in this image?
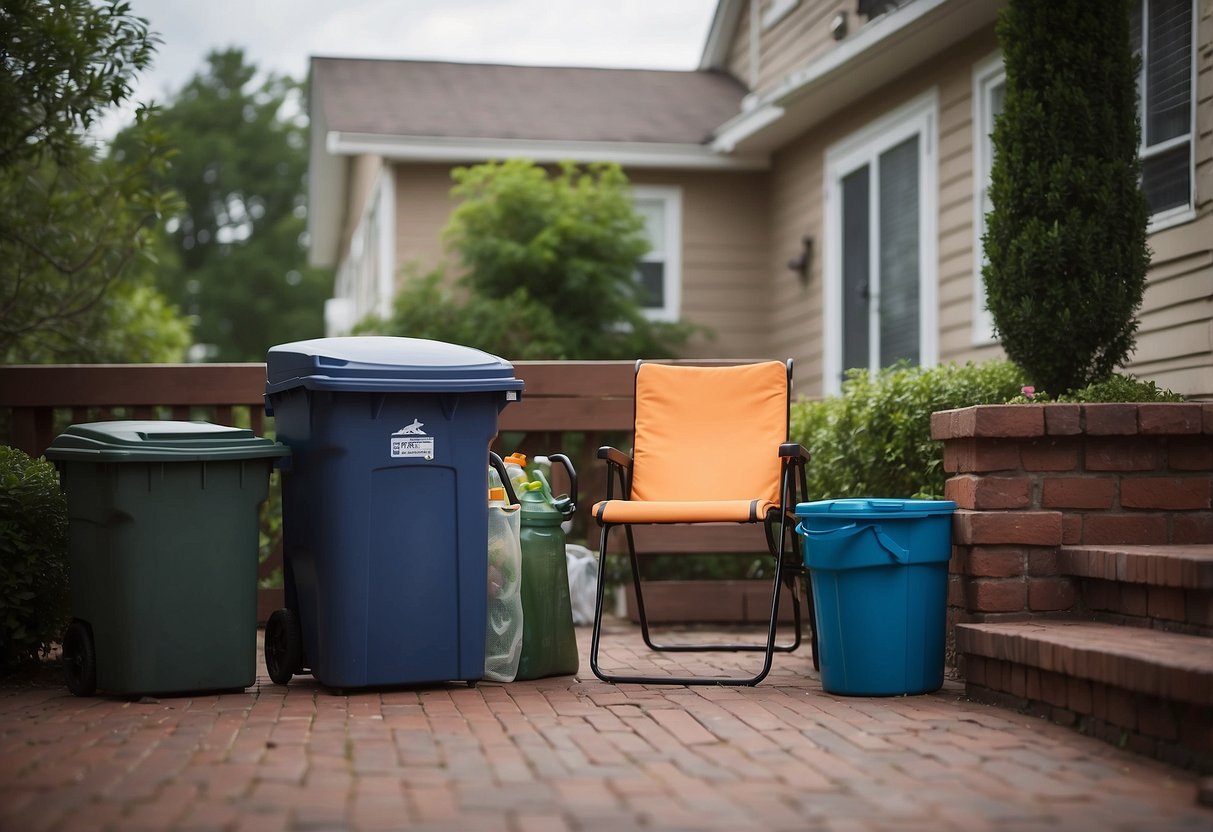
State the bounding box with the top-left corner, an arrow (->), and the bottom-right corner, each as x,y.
565,544 -> 599,626
485,504 -> 523,682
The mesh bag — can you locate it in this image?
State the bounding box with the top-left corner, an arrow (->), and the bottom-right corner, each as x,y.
484,504 -> 523,682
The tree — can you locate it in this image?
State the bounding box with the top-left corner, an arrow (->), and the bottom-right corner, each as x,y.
982,0 -> 1150,396
0,0 -> 190,363
120,49 -> 331,362
441,160 -> 695,359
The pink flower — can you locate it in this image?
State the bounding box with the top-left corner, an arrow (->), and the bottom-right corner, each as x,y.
1022,386 -> 1035,399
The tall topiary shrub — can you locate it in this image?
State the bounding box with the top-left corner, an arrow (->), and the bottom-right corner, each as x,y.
983,0 -> 1150,396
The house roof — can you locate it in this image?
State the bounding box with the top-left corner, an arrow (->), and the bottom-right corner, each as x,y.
311,57 -> 748,145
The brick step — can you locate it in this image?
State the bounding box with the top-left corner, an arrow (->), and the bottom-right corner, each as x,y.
957,619 -> 1213,772
957,620 -> 1212,705
1058,544 -> 1213,588
1058,544 -> 1213,634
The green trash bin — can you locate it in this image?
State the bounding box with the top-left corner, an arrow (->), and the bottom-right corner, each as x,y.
45,421 -> 289,697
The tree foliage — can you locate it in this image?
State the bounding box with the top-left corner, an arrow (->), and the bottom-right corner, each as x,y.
118,48 -> 330,361
435,159 -> 695,359
982,0 -> 1150,395
355,266 -> 566,359
0,0 -> 189,362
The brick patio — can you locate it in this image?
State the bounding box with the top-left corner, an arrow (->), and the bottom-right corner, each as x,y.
1,620 -> 1210,832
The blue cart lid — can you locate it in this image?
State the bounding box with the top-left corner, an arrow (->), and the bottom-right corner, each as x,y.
44,421 -> 291,463
795,498 -> 956,519
265,336 -> 525,396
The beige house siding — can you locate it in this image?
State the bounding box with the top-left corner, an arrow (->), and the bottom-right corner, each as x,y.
740,3 -> 1212,399
389,163 -> 459,286
381,164 -> 771,358
630,170 -> 772,358
765,27 -> 999,396
935,30 -> 1002,368
726,1 -> 852,96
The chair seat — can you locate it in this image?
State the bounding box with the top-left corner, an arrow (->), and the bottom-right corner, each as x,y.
593,498 -> 775,525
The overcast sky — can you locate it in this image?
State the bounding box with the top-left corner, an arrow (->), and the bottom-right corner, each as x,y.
99,0 -> 718,136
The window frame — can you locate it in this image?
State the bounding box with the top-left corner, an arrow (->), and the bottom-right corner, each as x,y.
1133,0 -> 1197,232
971,52 -> 1004,346
823,90 -> 940,395
330,168 -> 396,334
631,185 -> 683,323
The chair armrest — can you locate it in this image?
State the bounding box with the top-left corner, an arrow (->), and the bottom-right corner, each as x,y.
597,446 -> 632,502
779,443 -> 810,462
597,446 -> 633,470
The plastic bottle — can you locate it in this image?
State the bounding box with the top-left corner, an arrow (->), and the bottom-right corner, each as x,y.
484,486 -> 523,682
503,452 -> 529,492
513,456 -> 579,680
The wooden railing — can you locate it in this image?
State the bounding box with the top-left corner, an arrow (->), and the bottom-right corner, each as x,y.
0,361 -> 770,556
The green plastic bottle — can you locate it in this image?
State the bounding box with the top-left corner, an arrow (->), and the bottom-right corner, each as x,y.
514,456 -> 579,680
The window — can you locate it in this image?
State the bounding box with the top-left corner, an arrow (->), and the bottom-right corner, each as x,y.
824,92 -> 939,394
328,170 -> 395,335
972,53 -> 1005,345
632,186 -> 682,322
1131,0 -> 1195,226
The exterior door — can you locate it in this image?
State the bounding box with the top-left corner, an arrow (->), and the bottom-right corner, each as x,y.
825,93 -> 938,393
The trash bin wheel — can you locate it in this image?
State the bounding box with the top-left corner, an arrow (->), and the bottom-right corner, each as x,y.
265,608 -> 302,685
63,619 -> 97,697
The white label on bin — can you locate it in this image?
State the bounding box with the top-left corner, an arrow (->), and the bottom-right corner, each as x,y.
391,436 -> 434,459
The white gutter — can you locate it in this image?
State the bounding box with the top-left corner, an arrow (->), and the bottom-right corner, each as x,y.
326,132 -> 770,171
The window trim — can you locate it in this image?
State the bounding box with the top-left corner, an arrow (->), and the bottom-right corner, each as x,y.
631,185 -> 683,323
1135,0 -> 1197,232
823,89 -> 939,395
971,52 -> 1004,346
331,167 -> 396,333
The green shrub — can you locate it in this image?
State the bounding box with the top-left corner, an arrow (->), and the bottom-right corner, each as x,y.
791,361 -> 1029,500
982,0 -> 1149,396
1061,375 -> 1185,403
0,447 -> 70,668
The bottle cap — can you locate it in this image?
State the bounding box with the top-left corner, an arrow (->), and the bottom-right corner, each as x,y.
522,480 -> 544,491
505,452 -> 527,466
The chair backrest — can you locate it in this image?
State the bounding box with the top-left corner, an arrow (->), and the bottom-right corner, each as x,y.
630,361 -> 789,504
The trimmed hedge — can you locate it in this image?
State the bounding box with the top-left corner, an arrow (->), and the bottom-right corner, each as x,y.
791,361 -> 1030,500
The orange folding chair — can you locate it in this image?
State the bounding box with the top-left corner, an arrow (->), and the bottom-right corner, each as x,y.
589,360 -> 817,686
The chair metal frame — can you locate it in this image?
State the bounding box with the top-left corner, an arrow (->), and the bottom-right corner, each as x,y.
588,359 -> 818,686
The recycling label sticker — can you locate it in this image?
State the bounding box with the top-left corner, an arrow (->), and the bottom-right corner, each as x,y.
391,436 -> 434,459
390,419 -> 434,459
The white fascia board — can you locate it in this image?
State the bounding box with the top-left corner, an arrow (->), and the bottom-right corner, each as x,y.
698,0 -> 746,71
712,102 -> 786,153
326,131 -> 769,171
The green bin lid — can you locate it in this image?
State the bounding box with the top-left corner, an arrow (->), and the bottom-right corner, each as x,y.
44,421 -> 291,463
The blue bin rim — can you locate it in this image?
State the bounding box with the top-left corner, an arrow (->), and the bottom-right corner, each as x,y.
265,336 -> 524,396
795,498 -> 956,520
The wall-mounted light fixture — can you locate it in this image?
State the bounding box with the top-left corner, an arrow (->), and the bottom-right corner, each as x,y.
830,11 -> 848,40
787,234 -> 814,285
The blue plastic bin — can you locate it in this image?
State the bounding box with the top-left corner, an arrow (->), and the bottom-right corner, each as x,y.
795,499 -> 956,696
265,337 -> 522,689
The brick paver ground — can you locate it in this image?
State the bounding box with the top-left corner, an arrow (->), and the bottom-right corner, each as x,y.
2,620 -> 1210,831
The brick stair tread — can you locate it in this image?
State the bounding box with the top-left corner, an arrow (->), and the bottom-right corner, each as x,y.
1058,544 -> 1213,588
956,619 -> 1213,706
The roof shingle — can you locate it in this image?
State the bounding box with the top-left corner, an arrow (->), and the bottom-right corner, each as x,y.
311,57 -> 747,145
